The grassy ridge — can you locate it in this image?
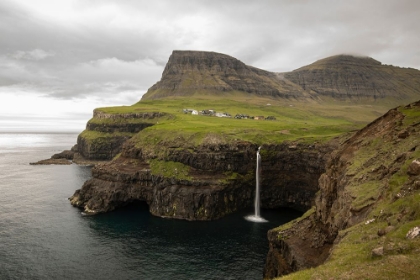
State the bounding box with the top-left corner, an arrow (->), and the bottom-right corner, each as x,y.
93,93 -> 394,146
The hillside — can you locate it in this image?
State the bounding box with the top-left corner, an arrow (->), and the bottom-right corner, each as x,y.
265,100 -> 420,279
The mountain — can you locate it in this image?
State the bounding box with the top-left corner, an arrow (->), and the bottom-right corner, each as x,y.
284,54 -> 420,100
142,51 -> 420,103
142,50 -> 310,100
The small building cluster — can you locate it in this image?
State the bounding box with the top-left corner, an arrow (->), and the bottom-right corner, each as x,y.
183,109 -> 276,120
234,114 -> 276,120
183,109 -> 231,117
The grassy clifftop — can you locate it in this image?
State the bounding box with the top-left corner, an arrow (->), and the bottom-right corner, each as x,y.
92,94 -> 393,150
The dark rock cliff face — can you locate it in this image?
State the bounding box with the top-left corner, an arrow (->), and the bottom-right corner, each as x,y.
260,143 -> 336,212
142,50 -> 305,100
263,100 -> 420,278
70,141 -> 257,219
70,138 -> 336,220
70,161 -> 253,220
77,134 -> 131,161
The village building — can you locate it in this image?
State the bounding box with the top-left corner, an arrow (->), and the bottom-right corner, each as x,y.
200,110 -> 215,116
215,112 -> 232,118
183,108 -> 196,114
234,114 -> 250,119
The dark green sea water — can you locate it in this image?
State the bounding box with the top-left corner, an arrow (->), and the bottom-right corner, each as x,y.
0,133 -> 301,280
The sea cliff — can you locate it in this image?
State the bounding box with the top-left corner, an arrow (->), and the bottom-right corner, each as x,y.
70,134 -> 336,220
264,101 -> 420,279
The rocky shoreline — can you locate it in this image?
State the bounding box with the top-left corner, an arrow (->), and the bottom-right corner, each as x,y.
30,145 -> 107,166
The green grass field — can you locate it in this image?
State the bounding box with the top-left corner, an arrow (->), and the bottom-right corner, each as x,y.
90,93 -> 397,146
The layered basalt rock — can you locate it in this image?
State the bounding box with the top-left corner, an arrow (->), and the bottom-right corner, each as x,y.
70,141 -> 257,220
70,139 -> 335,220
70,158 -> 253,220
264,100 -> 420,279
76,110 -> 165,160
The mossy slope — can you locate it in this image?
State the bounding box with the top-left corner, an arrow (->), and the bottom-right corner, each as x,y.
269,101 -> 420,279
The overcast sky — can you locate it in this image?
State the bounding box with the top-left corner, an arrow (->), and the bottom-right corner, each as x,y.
1,0 -> 419,132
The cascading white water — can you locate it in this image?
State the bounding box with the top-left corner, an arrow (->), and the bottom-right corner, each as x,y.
255,146 -> 261,217
245,146 -> 267,223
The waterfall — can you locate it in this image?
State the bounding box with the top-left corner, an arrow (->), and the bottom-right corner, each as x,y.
255,147 -> 261,217
245,146 -> 267,223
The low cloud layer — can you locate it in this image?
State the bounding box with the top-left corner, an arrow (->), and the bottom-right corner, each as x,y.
1,0 -> 419,131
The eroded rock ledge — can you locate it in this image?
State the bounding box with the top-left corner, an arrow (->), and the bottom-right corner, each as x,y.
69,139 -> 337,220
30,145 -> 105,165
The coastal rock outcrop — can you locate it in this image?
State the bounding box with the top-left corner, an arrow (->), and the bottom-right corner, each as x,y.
30,149 -> 75,165
70,138 -> 336,220
76,110 -> 165,160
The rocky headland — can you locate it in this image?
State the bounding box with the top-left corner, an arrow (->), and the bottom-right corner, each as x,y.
35,50 -> 420,278
69,137 -> 337,219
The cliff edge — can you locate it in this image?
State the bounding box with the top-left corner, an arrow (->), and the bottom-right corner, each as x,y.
264,100 -> 420,279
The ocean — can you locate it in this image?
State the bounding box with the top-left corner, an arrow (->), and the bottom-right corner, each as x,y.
0,133 -> 301,280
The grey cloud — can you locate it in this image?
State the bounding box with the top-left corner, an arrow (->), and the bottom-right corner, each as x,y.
0,0 -> 419,103
11,49 -> 55,60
